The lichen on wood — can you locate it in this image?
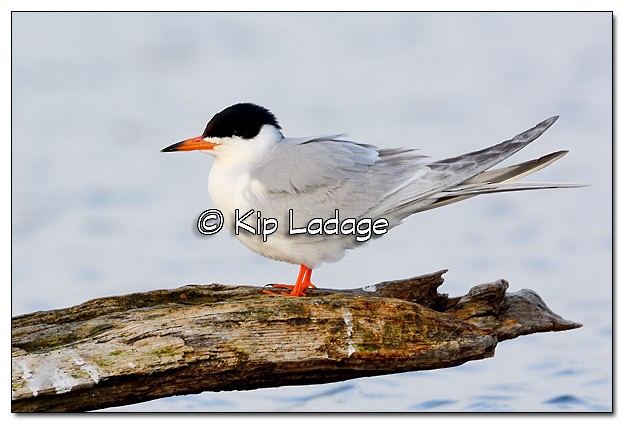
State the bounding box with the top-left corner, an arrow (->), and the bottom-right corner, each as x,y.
11,270 -> 581,412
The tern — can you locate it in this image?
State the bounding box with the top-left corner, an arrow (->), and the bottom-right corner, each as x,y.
162,103 -> 581,297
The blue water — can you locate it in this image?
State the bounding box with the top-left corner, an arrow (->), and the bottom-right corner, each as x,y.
11,12 -> 612,412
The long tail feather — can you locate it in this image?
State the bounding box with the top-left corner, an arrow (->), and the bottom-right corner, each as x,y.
417,150 -> 585,212
461,150 -> 568,184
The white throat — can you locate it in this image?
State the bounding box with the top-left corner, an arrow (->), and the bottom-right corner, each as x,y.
207,124 -> 283,220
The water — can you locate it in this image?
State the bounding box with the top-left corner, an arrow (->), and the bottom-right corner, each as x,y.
11,12 -> 612,412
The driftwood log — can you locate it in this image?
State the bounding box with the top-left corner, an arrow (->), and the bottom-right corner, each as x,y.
11,270 -> 581,412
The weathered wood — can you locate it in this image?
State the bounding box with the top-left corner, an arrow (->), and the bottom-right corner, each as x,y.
11,270 -> 581,412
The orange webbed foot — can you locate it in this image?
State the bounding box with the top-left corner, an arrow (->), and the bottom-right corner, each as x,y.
263,265 -> 315,297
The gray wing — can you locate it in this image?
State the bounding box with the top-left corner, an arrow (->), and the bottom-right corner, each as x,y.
250,135 -> 382,194
249,135 -> 429,225
249,116 -> 566,229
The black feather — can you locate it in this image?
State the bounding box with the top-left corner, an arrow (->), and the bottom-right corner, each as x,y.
202,103 -> 281,139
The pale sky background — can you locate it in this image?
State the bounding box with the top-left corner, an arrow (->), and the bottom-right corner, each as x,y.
7,5 -> 617,414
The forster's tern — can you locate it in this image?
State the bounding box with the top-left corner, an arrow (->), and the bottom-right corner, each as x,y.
162,103 -> 581,297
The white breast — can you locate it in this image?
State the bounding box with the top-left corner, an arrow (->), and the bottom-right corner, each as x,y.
207,126 -> 278,231
206,126 -> 350,268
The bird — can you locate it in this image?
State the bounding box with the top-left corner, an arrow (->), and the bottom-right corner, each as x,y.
161,102 -> 582,297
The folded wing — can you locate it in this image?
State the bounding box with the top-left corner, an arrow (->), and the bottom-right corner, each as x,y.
248,116 -> 578,232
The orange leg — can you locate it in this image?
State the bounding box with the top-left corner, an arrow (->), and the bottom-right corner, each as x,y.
263,265 -> 316,297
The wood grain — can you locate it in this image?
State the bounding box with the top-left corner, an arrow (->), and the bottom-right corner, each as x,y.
11,270 -> 581,412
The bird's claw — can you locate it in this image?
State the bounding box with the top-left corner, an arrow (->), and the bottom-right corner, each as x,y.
263,282 -> 316,297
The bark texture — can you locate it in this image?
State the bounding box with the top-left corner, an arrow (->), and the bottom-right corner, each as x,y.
11,270 -> 581,412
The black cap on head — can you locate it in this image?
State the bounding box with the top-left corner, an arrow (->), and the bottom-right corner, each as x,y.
202,103 -> 281,139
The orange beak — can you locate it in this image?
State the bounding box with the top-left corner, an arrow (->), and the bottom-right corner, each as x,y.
161,136 -> 218,152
